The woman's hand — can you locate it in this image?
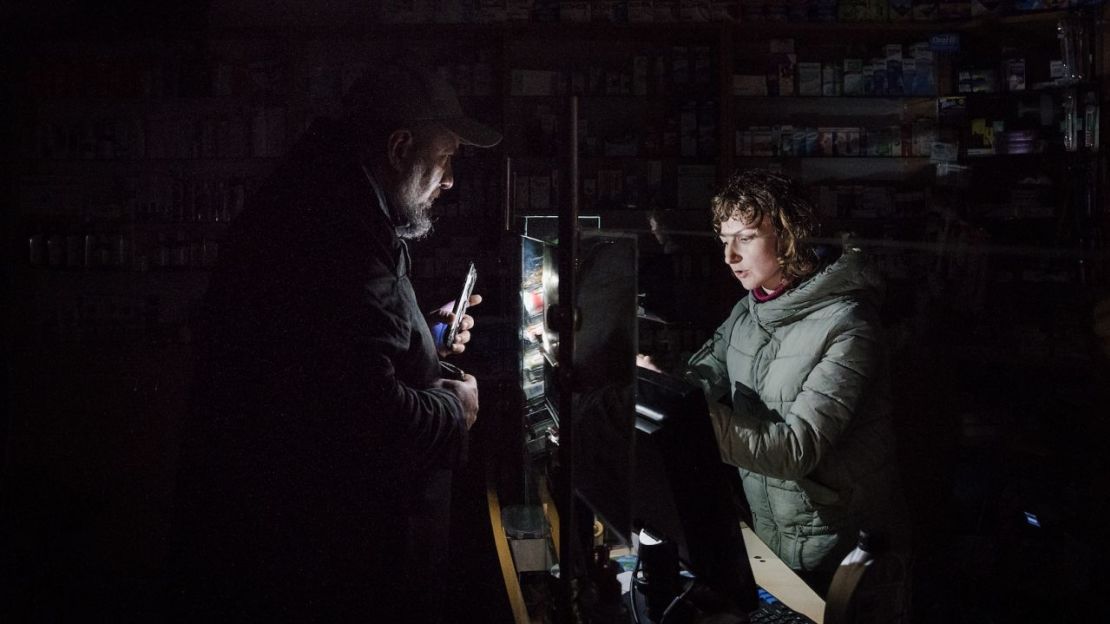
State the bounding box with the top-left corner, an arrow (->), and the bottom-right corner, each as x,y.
636,353 -> 663,373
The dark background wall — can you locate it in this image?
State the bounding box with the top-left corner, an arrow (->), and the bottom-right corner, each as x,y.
3,2 -> 1110,622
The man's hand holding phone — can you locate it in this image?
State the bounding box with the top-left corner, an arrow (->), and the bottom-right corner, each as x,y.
429,262 -> 480,357
429,293 -> 482,357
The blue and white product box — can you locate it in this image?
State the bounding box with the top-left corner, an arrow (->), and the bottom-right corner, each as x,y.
1050,60 -> 1065,81
843,59 -> 863,96
957,70 -> 972,94
798,62 -> 823,96
936,96 -> 967,124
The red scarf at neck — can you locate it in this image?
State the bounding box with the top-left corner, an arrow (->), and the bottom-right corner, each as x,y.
751,281 -> 791,303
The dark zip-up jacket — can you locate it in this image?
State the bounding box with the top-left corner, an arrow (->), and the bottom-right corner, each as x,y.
172,118 -> 467,621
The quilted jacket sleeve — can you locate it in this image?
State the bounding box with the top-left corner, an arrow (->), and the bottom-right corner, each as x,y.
711,311 -> 881,481
684,300 -> 748,403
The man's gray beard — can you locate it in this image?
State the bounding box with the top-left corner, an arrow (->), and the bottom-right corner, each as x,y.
390,168 -> 434,240
395,202 -> 433,240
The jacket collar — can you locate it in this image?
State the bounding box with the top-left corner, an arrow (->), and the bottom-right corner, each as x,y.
361,164 -> 396,224
748,248 -> 882,328
361,166 -> 413,278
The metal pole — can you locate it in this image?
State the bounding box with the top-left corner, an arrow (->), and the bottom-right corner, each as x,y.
556,95 -> 579,623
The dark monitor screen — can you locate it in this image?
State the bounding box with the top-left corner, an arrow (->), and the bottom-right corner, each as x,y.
632,368 -> 759,613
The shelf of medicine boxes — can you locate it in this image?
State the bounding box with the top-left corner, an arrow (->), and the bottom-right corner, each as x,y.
503,24 -> 728,156
18,97 -> 298,163
725,38 -> 943,177
733,156 -> 935,184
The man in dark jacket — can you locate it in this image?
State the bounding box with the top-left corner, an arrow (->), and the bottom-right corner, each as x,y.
170,58 -> 500,622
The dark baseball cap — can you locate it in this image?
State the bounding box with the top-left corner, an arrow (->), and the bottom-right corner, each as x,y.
344,58 -> 502,148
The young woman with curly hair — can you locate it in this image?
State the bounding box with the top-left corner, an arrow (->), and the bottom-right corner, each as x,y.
682,169 -> 908,597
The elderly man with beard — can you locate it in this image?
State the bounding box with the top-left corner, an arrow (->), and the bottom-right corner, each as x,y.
170,58 -> 501,623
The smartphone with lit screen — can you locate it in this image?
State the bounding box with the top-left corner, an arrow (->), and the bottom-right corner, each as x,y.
444,261 -> 477,349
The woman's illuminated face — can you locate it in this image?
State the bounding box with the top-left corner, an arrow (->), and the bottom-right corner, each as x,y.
718,215 -> 784,292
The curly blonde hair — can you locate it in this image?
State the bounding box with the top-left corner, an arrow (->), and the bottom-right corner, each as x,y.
710,169 -> 820,282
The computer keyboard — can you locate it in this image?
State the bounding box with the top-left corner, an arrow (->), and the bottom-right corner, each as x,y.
749,588 -> 818,624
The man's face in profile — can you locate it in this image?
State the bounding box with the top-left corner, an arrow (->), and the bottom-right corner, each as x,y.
392,125 -> 460,240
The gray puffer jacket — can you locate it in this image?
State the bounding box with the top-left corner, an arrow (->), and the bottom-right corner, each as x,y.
685,249 -> 900,572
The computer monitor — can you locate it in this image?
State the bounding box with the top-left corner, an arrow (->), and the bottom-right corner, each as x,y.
517,232 -> 757,614
631,368 -> 760,613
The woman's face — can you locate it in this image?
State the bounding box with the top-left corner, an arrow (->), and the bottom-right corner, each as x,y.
718,215 -> 784,292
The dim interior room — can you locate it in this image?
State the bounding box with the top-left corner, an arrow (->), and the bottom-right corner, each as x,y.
3,1 -> 1109,623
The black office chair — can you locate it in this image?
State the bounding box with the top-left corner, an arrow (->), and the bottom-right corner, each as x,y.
824,531 -> 913,624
